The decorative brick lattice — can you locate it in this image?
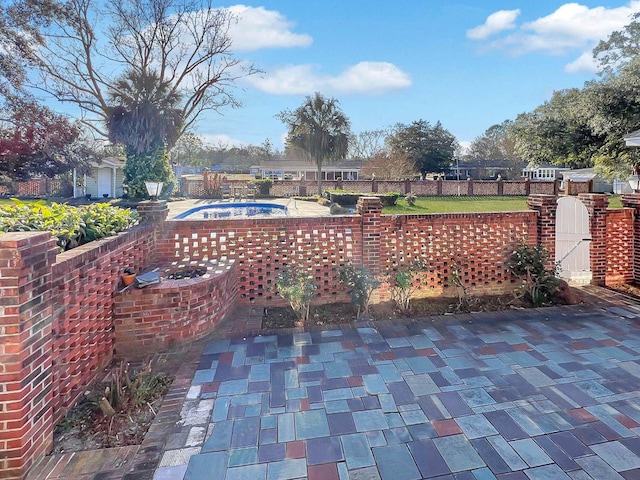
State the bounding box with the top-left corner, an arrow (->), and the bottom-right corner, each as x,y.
379,212 -> 537,298
605,209 -> 634,285
157,217 -> 361,304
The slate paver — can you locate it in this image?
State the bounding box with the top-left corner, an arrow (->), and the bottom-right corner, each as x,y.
372,444 -> 421,480
150,300 -> 640,480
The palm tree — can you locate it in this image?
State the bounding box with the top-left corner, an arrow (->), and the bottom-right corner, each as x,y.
107,69 -> 183,153
278,92 -> 351,195
106,69 -> 183,197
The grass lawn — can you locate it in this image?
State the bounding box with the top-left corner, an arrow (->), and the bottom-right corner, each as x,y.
383,195 -> 624,214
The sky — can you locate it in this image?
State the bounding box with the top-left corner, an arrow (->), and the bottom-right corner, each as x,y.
187,0 -> 640,152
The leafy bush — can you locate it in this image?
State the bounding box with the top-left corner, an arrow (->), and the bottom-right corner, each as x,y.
250,178 -> 273,197
508,244 -> 560,307
0,200 -> 139,251
275,266 -> 317,324
327,190 -> 400,207
338,262 -> 380,317
387,259 -> 427,313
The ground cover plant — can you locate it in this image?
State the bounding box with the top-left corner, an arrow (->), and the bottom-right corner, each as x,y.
0,199 -> 138,250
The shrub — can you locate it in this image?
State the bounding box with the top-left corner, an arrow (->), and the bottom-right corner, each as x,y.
327,190 -> 400,207
338,262 -> 380,317
508,244 -> 560,307
275,266 -> 317,324
250,178 -> 273,197
387,259 -> 427,313
0,200 -> 139,251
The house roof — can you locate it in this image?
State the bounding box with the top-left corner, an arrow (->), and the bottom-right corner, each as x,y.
91,157 -> 126,169
624,129 -> 640,147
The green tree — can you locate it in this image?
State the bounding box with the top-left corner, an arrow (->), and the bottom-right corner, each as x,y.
509,88 -> 601,170
107,69 -> 181,198
387,120 -> 458,177
593,12 -> 640,76
277,92 -> 351,195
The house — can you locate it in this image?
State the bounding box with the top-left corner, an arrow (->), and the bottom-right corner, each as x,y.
73,157 -> 125,199
449,159 -> 525,180
521,164 -> 570,181
250,160 -> 362,181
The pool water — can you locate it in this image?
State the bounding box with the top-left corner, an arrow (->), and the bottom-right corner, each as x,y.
174,202 -> 288,219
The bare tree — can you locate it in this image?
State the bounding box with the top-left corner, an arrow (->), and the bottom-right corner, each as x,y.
33,0 -> 256,138
360,152 -> 417,180
349,129 -> 388,160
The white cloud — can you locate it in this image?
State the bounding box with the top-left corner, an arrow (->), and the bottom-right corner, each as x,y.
200,133 -> 247,148
245,61 -> 412,95
468,1 -> 640,72
564,51 -> 599,73
466,10 -> 520,40
228,5 -> 312,52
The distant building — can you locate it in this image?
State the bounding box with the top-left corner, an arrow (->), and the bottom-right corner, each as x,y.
250,160 -> 362,181
521,164 -> 569,181
449,159 -> 525,180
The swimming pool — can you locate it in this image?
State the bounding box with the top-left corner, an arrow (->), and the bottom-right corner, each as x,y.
174,202 -> 288,219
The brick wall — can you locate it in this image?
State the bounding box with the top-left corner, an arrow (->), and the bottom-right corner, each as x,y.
605,209 -> 634,285
181,178 -> 562,198
0,232 -> 57,480
50,224 -> 155,422
0,224 -> 155,480
379,210 -> 537,298
114,260 -> 237,357
155,216 -> 362,305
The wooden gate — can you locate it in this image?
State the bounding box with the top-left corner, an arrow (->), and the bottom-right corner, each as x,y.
556,196 -> 592,284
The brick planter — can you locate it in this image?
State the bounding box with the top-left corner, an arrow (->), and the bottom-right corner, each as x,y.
113,259 -> 237,357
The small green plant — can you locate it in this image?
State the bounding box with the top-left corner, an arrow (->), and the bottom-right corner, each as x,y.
507,244 -> 560,307
449,260 -> 473,312
405,192 -> 417,206
388,259 -> 428,313
338,262 -> 380,318
275,266 -> 317,324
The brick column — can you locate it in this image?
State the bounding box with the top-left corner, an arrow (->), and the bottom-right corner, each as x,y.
0,232 -> 57,480
527,194 -> 557,265
622,194 -> 640,282
579,194 -> 608,286
467,178 -> 473,195
357,197 -> 383,275
137,200 -> 169,223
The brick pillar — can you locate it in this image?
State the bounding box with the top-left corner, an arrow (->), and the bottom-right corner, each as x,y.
525,178 -> 531,195
564,178 -> 571,196
467,177 -> 473,195
137,200 -> 169,223
622,194 -> 640,282
0,232 -> 57,480
497,178 -> 504,196
371,178 -> 378,193
404,178 -> 411,194
437,178 -> 443,195
357,197 -> 383,275
527,194 -> 557,265
579,194 -> 608,286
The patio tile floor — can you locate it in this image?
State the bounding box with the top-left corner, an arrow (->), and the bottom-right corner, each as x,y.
151,299 -> 640,480
25,287 -> 640,480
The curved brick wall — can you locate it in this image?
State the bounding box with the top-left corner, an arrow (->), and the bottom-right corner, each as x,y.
113,260 -> 237,357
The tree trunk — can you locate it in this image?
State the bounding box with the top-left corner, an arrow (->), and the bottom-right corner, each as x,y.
317,160 -> 323,196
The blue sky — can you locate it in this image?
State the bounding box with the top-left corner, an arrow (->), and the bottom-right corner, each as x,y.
192,1 -> 640,152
